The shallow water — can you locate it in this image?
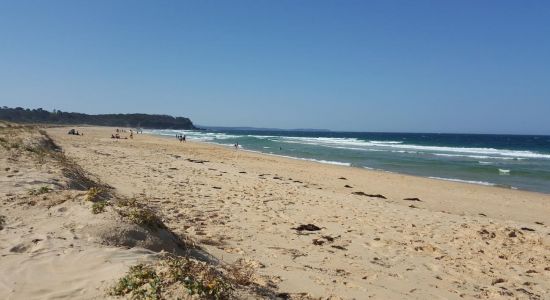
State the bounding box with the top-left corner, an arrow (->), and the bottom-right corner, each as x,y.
148,129 -> 550,194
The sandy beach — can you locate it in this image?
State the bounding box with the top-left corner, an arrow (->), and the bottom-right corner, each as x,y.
2,125 -> 550,299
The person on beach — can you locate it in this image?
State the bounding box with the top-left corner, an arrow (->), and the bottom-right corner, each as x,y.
234,143 -> 239,150
183,135 -> 186,142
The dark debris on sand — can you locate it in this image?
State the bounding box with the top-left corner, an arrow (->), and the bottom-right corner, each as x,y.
186,158 -> 209,164
292,224 -> 321,232
352,192 -> 387,199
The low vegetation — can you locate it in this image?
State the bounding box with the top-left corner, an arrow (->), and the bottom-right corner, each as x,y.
29,186 -> 52,195
111,256 -> 233,300
1,126 -> 104,191
92,200 -> 110,214
0,215 -> 5,230
0,126 -> 26,150
225,259 -> 255,286
53,151 -> 104,191
123,207 -> 165,229
115,197 -> 166,230
0,136 -> 17,149
86,187 -> 102,202
111,264 -> 162,299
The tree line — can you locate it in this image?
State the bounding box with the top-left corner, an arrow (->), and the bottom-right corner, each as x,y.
0,107 -> 197,129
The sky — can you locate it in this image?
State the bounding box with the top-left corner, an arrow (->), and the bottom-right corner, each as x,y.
1,1 -> 549,134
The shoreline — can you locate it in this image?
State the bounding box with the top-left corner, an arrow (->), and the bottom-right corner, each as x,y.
146,129 -> 548,196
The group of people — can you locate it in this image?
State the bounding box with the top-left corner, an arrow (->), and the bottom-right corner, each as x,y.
111,133 -> 127,139
67,129 -> 82,136
176,134 -> 186,142
111,128 -> 140,140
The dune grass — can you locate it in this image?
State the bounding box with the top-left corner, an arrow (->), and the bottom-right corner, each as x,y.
28,186 -> 52,195
111,256 -> 233,300
91,200 -> 110,214
0,215 -> 5,230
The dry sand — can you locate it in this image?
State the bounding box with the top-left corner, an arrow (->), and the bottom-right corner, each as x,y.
0,126 -> 162,299
2,125 -> 550,299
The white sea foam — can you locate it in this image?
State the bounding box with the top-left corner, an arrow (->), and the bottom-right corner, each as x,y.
307,159 -> 351,166
433,153 -> 521,160
428,177 -> 496,186
246,135 -> 279,139
145,129 -> 239,141
273,154 -> 351,167
147,130 -> 550,161
370,140 -> 403,144
499,169 -> 511,175
429,176 -> 518,189
242,148 -> 351,166
277,136 -> 549,160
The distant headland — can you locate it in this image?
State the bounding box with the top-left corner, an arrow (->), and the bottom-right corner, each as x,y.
0,107 -> 197,129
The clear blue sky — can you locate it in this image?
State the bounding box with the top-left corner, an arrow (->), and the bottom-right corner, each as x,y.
1,1 -> 549,134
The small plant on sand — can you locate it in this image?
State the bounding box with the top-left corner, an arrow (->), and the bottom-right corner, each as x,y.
225,259 -> 255,286
0,215 -> 5,230
116,197 -> 139,208
29,186 -> 52,195
111,264 -> 162,300
86,187 -> 102,202
0,137 -> 9,149
125,207 -> 166,230
92,200 -> 110,214
162,257 -> 233,299
115,197 -> 165,230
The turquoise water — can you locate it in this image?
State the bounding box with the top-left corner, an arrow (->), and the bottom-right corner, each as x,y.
147,129 -> 550,194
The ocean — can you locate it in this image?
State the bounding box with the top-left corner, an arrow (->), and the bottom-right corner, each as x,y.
146,129 -> 550,194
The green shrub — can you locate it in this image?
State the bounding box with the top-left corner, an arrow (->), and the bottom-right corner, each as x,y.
111,264 -> 161,300
92,200 -> 110,214
162,257 -> 233,299
29,186 -> 52,195
125,207 -> 165,230
111,257 -> 233,300
86,187 -> 102,202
